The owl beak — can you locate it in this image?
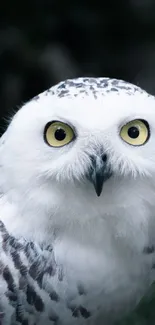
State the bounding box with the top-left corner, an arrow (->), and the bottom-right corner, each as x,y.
87,154 -> 112,196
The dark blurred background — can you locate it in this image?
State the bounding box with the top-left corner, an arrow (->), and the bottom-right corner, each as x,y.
0,0 -> 155,134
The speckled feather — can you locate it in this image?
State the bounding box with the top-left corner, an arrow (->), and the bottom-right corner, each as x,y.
33,78 -> 145,101
0,221 -> 92,325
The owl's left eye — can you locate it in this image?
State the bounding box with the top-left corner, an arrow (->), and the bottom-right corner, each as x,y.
120,119 -> 150,146
44,121 -> 75,147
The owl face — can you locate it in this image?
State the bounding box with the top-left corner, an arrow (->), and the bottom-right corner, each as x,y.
1,78 -> 155,196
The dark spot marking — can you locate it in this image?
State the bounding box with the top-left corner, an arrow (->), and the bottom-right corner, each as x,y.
46,265 -> 56,276
103,82 -> 108,88
34,295 -> 44,312
102,154 -> 107,163
19,276 -> 27,290
26,285 -> 36,304
92,92 -> 98,100
9,236 -> 23,250
16,303 -> 24,323
111,80 -> 120,86
79,89 -> 87,94
49,291 -> 59,302
11,251 -> 27,276
44,244 -> 53,252
6,291 -> 17,302
118,86 -> 130,90
33,95 -> 40,101
68,305 -> 91,319
74,83 -> 84,88
77,284 -> 86,296
59,90 -> 70,98
79,306 -> 91,318
26,285 -> 44,312
0,221 -> 8,234
0,262 -> 3,274
29,261 -> 40,280
58,83 -> 66,89
143,246 -> 155,254
69,306 -> 79,318
72,310 -> 79,318
2,237 -> 9,252
36,272 -> 44,287
25,243 -> 39,263
3,267 -> 15,292
66,81 -> 76,87
58,267 -> 63,281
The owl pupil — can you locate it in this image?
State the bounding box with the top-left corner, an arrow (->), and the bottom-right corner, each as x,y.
128,126 -> 139,139
55,128 -> 66,141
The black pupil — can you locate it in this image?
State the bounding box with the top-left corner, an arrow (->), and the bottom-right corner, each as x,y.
55,128 -> 66,141
128,126 -> 139,139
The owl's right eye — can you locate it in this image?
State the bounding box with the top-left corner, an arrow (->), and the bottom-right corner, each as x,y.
44,121 -> 75,147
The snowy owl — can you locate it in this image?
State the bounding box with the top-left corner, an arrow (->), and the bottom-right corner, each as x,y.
0,77 -> 155,325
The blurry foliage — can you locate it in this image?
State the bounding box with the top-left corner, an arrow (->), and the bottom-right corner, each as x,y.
1,1 -> 155,323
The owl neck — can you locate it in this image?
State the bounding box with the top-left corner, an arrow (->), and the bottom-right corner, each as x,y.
0,177 -> 153,250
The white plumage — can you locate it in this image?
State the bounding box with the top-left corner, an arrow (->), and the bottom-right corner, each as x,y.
0,77 -> 155,324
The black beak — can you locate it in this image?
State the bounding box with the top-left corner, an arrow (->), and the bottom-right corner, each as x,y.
87,154 -> 112,196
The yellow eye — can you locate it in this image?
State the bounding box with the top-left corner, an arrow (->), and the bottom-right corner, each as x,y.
44,121 -> 75,147
120,119 -> 149,146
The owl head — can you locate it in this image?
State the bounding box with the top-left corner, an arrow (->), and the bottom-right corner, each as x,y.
0,77 -> 155,198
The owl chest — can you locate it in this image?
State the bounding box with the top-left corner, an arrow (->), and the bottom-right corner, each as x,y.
55,236 -> 154,316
